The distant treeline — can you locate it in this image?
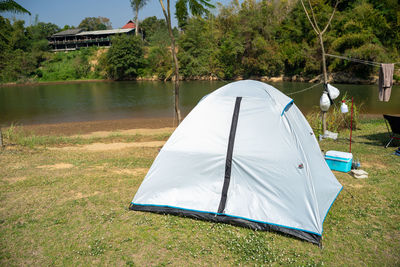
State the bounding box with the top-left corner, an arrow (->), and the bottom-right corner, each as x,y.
1,0 -> 399,83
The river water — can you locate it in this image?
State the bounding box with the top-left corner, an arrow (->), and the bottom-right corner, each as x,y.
0,81 -> 399,126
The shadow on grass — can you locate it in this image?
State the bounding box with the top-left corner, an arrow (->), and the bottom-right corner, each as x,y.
358,132 -> 399,147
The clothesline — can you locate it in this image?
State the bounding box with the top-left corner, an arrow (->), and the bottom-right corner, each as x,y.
283,53 -> 398,98
325,53 -> 400,68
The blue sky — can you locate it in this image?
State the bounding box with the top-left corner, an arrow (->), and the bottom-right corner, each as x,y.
2,0 -> 232,29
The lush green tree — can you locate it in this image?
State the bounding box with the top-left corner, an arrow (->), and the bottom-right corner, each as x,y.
27,22 -> 60,40
26,16 -> 60,52
62,25 -> 75,30
104,34 -> 145,80
130,0 -> 149,36
327,0 -> 395,77
78,17 -> 112,31
178,17 -> 221,78
144,19 -> 173,79
9,20 -> 29,51
0,17 -> 38,83
0,16 -> 12,53
141,16 -> 167,40
278,2 -> 320,76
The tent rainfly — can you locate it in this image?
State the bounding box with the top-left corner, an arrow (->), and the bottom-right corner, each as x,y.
129,80 -> 342,245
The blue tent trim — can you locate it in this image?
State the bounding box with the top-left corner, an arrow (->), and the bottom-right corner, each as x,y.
281,99 -> 294,116
321,186 -> 343,233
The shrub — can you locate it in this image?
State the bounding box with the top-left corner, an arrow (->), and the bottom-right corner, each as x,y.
306,94 -> 362,136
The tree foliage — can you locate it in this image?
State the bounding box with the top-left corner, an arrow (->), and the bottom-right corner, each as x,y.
177,0 -> 399,80
142,17 -> 173,79
103,34 -> 145,80
0,0 -> 399,83
78,17 -> 112,31
0,16 -> 96,83
175,0 -> 214,29
141,16 -> 167,40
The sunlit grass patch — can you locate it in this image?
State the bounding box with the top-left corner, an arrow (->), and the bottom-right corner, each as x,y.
2,124 -> 172,148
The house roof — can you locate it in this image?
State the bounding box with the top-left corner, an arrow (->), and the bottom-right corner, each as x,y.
51,28 -> 83,37
122,20 -> 136,29
76,28 -> 134,36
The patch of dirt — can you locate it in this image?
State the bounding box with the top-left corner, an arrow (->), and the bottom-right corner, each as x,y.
89,48 -> 108,71
71,191 -> 101,200
89,164 -> 108,171
362,161 -> 387,169
36,163 -> 74,170
3,176 -> 27,183
73,127 -> 174,139
112,168 -> 149,175
52,141 -> 165,151
9,162 -> 25,169
346,183 -> 365,189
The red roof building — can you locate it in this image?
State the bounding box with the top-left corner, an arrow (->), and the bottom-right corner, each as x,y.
122,20 -> 136,29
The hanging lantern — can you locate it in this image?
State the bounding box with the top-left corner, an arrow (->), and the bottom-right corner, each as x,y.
320,91 -> 331,111
340,100 -> 349,113
327,84 -> 340,100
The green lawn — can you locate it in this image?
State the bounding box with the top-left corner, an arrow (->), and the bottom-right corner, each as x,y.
0,119 -> 399,266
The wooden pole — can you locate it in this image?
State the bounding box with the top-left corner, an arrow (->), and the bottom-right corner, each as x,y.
320,34 -> 328,135
0,128 -> 3,148
159,0 -> 182,125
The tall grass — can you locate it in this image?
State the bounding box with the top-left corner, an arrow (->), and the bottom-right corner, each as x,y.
306,95 -> 362,136
3,125 -> 70,148
2,125 -> 171,148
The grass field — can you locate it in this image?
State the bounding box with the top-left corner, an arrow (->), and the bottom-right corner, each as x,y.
0,119 -> 399,266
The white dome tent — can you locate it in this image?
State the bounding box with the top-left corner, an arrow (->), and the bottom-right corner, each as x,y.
129,80 -> 342,245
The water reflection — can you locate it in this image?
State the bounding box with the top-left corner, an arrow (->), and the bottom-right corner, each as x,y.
0,81 -> 398,126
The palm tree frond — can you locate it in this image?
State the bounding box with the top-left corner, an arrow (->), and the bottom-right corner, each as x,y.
0,0 -> 31,15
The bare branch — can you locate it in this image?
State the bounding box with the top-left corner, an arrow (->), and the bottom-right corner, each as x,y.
299,0 -> 319,35
321,0 -> 339,34
308,0 -> 321,33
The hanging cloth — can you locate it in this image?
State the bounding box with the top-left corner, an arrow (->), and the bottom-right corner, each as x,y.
379,63 -> 394,102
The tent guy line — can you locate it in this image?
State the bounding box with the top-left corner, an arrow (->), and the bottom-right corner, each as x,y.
286,82 -> 323,96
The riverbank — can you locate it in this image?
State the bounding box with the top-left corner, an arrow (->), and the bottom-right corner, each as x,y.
3,113 -> 394,137
0,118 -> 399,266
0,79 -> 111,88
2,71 -> 397,87
9,117 -> 175,136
